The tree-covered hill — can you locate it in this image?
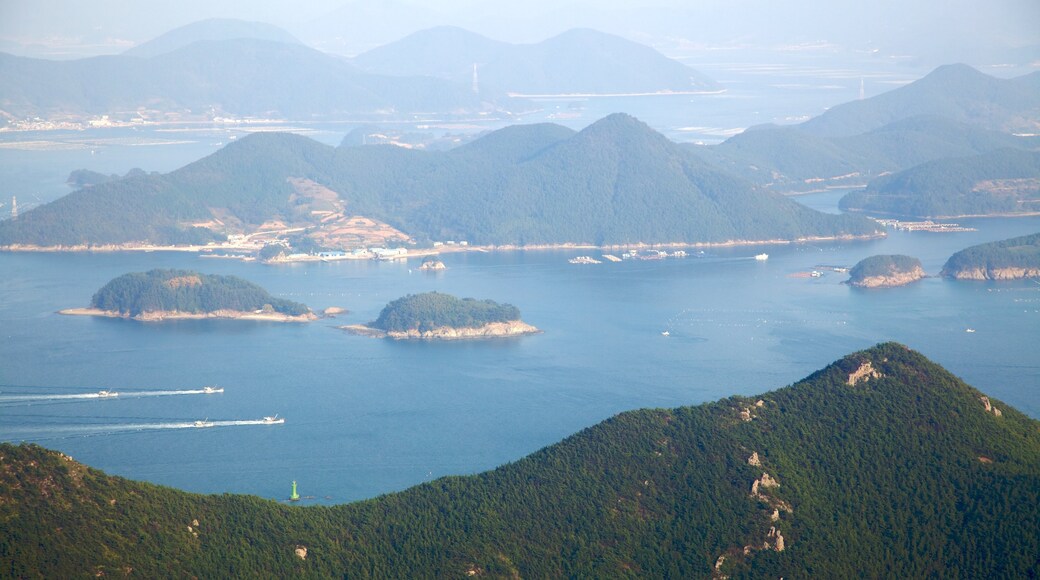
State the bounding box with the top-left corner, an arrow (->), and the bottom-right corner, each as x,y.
351,26 -> 718,95
839,148 -> 1040,218
941,232 -> 1040,280
370,292 -> 522,333
89,269 -> 310,317
2,343 -> 1038,577
847,254 -> 925,287
0,114 -> 879,248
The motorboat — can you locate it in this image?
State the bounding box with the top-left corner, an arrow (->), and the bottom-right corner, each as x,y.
262,415 -> 285,425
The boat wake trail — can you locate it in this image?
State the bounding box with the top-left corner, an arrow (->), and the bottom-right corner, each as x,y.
0,387 -> 223,404
1,417 -> 283,442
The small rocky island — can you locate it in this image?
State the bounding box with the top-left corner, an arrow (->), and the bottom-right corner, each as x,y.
847,255 -> 926,288
419,258 -> 446,271
941,232 -> 1040,280
343,291 -> 539,339
61,269 -> 315,322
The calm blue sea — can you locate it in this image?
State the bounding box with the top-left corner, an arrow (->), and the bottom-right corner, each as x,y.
2,202 -> 1039,503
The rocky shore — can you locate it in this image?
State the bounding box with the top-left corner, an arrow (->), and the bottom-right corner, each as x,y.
847,266 -> 927,288
59,308 -> 316,323
942,267 -> 1040,281
341,320 -> 540,340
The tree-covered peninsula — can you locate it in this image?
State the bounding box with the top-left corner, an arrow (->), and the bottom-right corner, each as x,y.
64,269 -> 313,321
847,254 -> 926,287
2,344 -> 1038,578
941,232 -> 1040,280
344,291 -> 537,339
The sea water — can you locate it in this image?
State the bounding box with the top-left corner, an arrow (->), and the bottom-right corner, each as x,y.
2,206 -> 1039,503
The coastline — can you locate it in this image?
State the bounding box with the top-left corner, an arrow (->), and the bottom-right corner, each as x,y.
59,308 -> 316,323
1,232 -> 885,258
341,320 -> 541,340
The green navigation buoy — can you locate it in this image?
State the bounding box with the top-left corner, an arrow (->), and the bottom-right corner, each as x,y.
290,480 -> 300,501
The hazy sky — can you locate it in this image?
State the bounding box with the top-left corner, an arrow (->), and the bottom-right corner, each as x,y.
2,0 -> 1038,63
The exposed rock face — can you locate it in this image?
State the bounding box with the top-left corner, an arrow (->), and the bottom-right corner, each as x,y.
980,396 -> 1003,417
944,267 -> 1040,281
420,260 -> 447,271
848,266 -> 926,288
847,361 -> 882,386
748,452 -> 761,466
295,546 -> 307,560
343,321 -> 540,340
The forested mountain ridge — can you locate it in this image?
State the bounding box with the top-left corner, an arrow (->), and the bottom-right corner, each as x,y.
839,148 -> 1040,218
0,114 -> 879,248
2,343 -> 1038,577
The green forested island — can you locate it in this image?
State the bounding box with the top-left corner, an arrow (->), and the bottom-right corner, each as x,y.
839,148 -> 1040,218
847,254 -> 926,287
942,232 -> 1040,280
2,344 -> 1038,577
346,291 -> 537,339
0,114 -> 878,249
67,269 -> 312,320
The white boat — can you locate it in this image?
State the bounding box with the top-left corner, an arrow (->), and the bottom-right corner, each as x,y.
810,270 -> 822,278
754,253 -> 769,261
661,331 -> 670,336
262,415 -> 285,425
202,386 -> 224,394
965,328 -> 976,333
194,420 -> 214,428
97,390 -> 118,398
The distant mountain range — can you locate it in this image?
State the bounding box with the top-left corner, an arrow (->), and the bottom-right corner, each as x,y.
0,114 -> 877,248
691,64 -> 1040,196
351,26 -> 719,95
0,20 -> 717,122
0,38 -> 488,121
122,18 -> 302,58
799,64 -> 1040,137
3,343 -> 1038,577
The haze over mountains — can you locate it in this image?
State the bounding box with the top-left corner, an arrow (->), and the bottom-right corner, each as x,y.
694,64 -> 1040,197
351,26 -> 718,95
0,20 -> 717,123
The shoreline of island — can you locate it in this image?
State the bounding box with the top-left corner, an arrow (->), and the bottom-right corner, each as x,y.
59,308 -> 317,323
0,232 -> 887,258
341,320 -> 541,340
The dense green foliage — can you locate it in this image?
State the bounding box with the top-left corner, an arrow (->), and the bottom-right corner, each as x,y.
2,344 -> 1038,578
0,114 -> 879,247
371,291 -> 521,332
942,232 -> 1040,277
848,254 -> 923,282
840,148 -> 1040,218
89,269 -> 309,316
